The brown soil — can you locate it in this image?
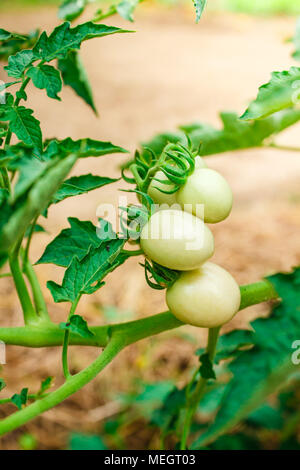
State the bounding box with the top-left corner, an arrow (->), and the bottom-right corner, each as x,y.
0,5 -> 300,449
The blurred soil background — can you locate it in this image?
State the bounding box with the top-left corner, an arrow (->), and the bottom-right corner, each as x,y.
0,0 -> 300,450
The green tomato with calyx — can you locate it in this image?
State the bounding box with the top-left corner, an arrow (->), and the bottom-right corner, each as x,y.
166,262 -> 241,328
176,168 -> 233,223
140,209 -> 214,270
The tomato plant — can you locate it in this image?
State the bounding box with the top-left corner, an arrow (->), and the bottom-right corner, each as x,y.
0,0 -> 299,451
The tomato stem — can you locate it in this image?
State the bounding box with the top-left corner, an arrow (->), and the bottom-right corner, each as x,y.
180,327 -> 220,450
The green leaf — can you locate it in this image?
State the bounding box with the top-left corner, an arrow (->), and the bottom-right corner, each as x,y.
52,174 -> 118,204
0,104 -> 42,150
117,0 -> 138,22
60,314 -> 94,338
184,109 -> 300,155
0,153 -> 77,253
199,353 -> 216,380
38,376 -> 54,395
241,67 -> 300,120
47,240 -> 128,302
193,0 -> 207,23
141,109 -> 300,158
0,29 -> 39,62
26,65 -> 62,100
8,152 -> 47,200
11,388 -> 28,410
33,21 -> 131,62
58,0 -> 87,21
58,50 -> 97,112
37,217 -> 110,267
43,137 -> 128,160
191,267 -> 300,449
4,49 -> 35,78
0,378 -> 6,392
69,432 -> 107,450
0,29 -> 26,42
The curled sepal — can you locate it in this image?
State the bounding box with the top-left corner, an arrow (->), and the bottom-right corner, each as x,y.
142,259 -> 180,290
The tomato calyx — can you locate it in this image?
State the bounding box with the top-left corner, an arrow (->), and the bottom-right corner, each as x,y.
122,142 -> 198,195
142,259 -> 180,290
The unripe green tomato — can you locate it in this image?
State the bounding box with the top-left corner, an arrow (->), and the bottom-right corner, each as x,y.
166,262 -> 241,328
194,155 -> 207,169
147,170 -> 177,206
176,168 -> 233,223
140,209 -> 214,270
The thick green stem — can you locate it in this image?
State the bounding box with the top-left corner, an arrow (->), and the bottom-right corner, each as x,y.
8,246 -> 37,326
239,280 -> 277,310
62,296 -> 81,379
0,336 -> 124,436
0,280 -> 278,348
23,259 -> 50,321
180,327 -> 220,450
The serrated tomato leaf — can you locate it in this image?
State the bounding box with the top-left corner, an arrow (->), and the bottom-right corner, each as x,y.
4,49 -> 35,78
27,64 -> 62,100
0,104 -> 42,150
37,217 -> 112,267
58,50 -> 97,112
183,109 -> 300,155
43,137 -> 128,160
60,314 -> 94,338
33,21 -> 131,62
52,174 -> 118,204
142,109 -> 300,158
241,67 -> 300,120
47,239 -> 128,303
191,267 -> 300,449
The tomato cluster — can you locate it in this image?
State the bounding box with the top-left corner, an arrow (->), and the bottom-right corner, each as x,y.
140,155 -> 241,328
